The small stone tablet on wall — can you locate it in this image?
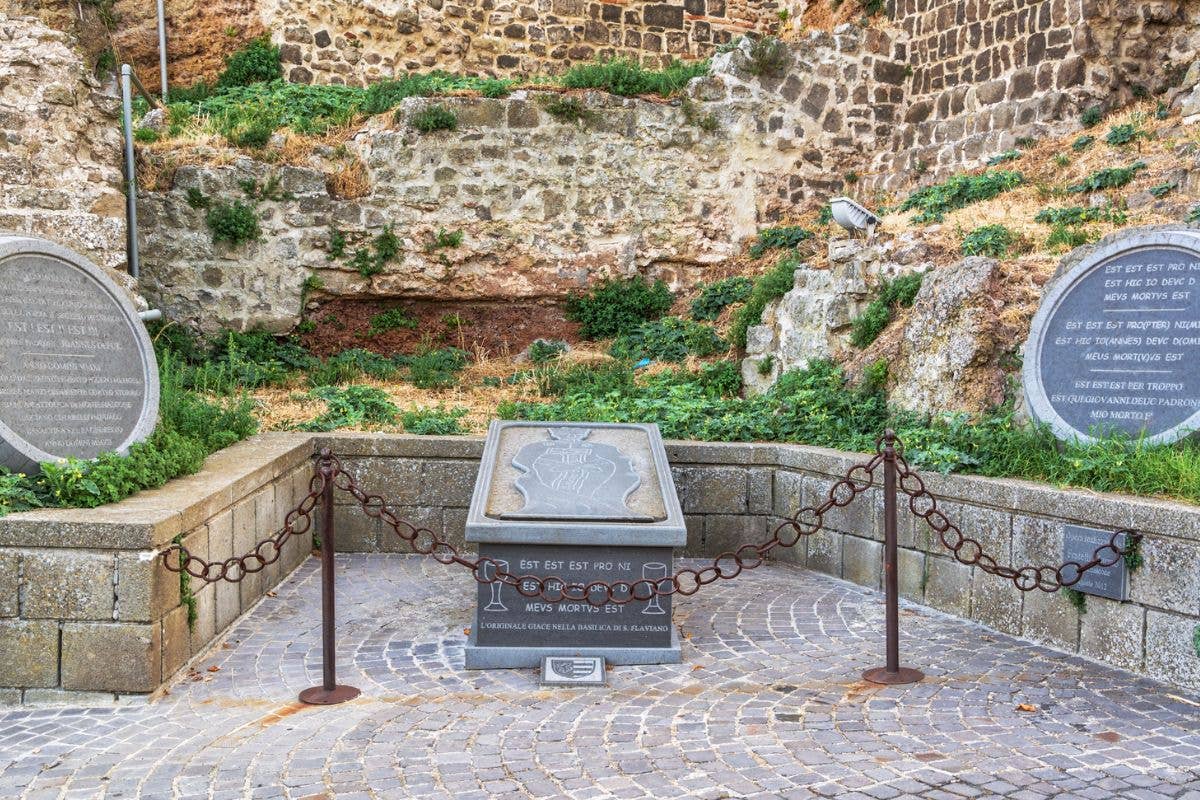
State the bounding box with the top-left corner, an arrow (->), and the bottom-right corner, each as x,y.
0,236 -> 159,473
1023,226 -> 1200,445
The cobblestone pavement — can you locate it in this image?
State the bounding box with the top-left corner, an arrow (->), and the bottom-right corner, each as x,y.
2,555 -> 1199,800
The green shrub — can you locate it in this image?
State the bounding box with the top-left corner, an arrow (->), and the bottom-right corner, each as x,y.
1046,224 -> 1094,252
986,149 -> 1021,165
411,104 -> 458,132
1104,123 -> 1144,146
1071,134 -> 1095,152
1068,161 -> 1146,193
216,37 -> 282,89
346,224 -> 401,277
406,347 -> 469,389
1149,182 -> 1175,199
529,339 -> 569,364
1080,105 -> 1102,127
0,470 -> 40,516
205,200 -> 261,246
1034,205 -> 1126,226
536,360 -> 634,397
401,406 -> 469,435
747,36 -> 790,77
361,76 -> 436,115
328,228 -> 347,259
565,277 -> 674,339
1188,205 -> 1200,224
749,225 -> 813,258
300,385 -> 398,432
426,227 -> 463,250
731,255 -> 801,349
691,277 -> 753,320
757,355 -> 775,376
185,187 -> 209,209
133,127 -> 160,143
898,170 -> 1023,223
541,96 -> 592,123
561,57 -> 709,97
610,317 -> 727,362
849,272 -> 924,348
1053,153 -> 1070,168
961,224 -> 1017,257
308,349 -> 399,385
366,308 -> 418,337
479,79 -> 513,98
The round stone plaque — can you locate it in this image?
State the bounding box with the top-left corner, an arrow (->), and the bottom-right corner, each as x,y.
0,236 -> 159,473
1023,228 -> 1200,444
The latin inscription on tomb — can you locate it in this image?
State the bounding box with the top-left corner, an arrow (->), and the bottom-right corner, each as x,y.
1025,231 -> 1200,443
0,239 -> 157,471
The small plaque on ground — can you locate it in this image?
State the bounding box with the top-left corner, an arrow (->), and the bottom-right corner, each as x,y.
1023,227 -> 1200,444
540,655 -> 606,686
1062,525 -> 1129,601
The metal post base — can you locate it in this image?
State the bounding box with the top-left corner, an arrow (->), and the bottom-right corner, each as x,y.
862,667 -> 924,685
299,685 -> 361,705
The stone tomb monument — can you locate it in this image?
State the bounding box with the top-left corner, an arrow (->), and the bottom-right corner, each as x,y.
464,421 -> 686,668
0,235 -> 159,473
1024,226 -> 1200,444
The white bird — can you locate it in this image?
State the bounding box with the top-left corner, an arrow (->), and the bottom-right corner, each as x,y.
830,196 -> 880,239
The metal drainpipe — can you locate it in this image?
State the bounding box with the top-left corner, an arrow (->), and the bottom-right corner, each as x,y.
156,0 -> 168,101
120,65 -> 140,280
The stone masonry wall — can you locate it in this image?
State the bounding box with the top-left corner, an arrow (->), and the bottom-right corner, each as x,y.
1,430 -> 1196,703
266,0 -> 780,83
0,15 -> 128,274
0,434 -> 313,704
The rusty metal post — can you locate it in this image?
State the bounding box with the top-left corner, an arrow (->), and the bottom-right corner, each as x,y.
299,450 -> 361,705
863,430 -> 924,686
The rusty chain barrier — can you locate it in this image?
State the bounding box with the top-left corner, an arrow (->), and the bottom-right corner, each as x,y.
162,435 -> 1141,700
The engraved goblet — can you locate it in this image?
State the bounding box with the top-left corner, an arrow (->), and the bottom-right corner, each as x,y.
482,559 -> 510,612
641,562 -> 667,615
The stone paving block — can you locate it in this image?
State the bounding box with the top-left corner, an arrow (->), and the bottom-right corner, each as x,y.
331,503 -> 382,552
22,688 -> 114,705
0,619 -> 58,688
772,469 -> 806,518
160,605 -> 191,682
340,457 -> 422,505
806,530 -> 842,577
970,568 -> 1022,635
419,460 -> 479,506
379,506 -> 439,554
1130,536 -> 1200,616
673,466 -> 748,514
115,550 -> 180,623
897,548 -> 926,602
0,551 -> 16,617
21,550 -> 114,621
704,514 -> 765,555
842,536 -> 882,590
1080,597 -> 1145,672
1144,609 -> 1200,692
924,556 -> 971,617
62,622 -> 159,693
1021,587 -> 1079,652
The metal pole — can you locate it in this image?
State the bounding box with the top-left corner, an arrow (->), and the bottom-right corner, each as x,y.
299,450 -> 361,705
863,430 -> 924,686
156,0 -> 169,100
120,65 -> 140,279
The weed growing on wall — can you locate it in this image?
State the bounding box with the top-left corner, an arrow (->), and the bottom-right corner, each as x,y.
1080,105 -> 1103,127
425,228 -> 463,251
1061,588 -> 1087,614
185,187 -> 209,209
216,37 -> 282,88
731,255 -> 801,349
410,104 -> 458,133
746,36 -> 790,76
1071,134 -> 1095,152
1149,182 -> 1175,199
540,96 -> 593,124
898,170 -> 1023,223
1104,122 -> 1146,147
691,277 -> 753,320
1034,206 -> 1127,226
749,225 -> 813,258
1046,224 -> 1095,252
566,277 -> 673,339
986,149 -> 1021,166
205,200 -> 261,247
849,272 -> 924,348
366,308 -> 418,337
561,57 -> 709,97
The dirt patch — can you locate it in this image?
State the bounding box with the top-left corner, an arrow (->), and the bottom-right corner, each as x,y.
298,298 -> 582,359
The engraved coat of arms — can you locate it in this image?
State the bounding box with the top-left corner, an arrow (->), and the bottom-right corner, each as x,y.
508,427 -> 641,520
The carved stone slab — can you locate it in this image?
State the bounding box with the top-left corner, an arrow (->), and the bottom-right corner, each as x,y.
0,236 -> 159,473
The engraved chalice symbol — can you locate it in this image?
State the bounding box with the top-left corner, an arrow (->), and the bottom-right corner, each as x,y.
482,559 -> 509,612
641,562 -> 667,615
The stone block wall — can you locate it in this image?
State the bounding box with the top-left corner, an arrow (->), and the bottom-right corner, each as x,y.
0,434 -> 313,704
266,0 -> 781,84
2,430 -> 1196,702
